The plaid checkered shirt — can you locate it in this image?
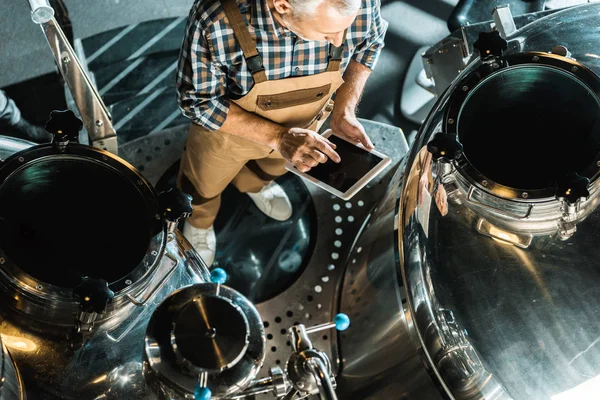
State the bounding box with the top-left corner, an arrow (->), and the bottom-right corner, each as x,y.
176,0 -> 389,131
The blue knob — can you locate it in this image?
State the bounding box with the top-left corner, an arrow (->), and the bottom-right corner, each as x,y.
194,386 -> 212,400
210,268 -> 227,284
334,313 -> 350,331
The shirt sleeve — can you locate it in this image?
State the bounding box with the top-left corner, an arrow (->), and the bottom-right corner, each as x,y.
351,0 -> 389,70
176,16 -> 230,131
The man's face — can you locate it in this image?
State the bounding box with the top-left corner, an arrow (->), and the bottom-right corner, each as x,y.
272,0 -> 359,46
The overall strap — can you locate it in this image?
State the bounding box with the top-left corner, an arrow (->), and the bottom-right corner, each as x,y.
221,0 -> 268,83
326,29 -> 348,72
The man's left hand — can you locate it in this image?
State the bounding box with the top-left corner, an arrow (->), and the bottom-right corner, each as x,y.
330,109 -> 374,150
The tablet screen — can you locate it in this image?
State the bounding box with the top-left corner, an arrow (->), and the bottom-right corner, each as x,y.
302,135 -> 384,192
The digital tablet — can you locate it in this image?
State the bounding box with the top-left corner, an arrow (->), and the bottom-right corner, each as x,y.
285,129 -> 391,200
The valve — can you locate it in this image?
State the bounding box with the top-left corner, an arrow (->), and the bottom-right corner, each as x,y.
45,109 -> 83,150
210,268 -> 227,285
230,314 -> 350,400
284,314 -> 351,400
158,188 -> 193,233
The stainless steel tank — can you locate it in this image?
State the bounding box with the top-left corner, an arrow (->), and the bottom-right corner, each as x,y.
144,282 -> 266,399
0,336 -> 25,400
337,4 -> 600,400
0,110 -> 266,400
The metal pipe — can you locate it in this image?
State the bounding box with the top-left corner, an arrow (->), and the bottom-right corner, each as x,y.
306,358 -> 337,400
227,377 -> 274,399
26,1 -> 118,154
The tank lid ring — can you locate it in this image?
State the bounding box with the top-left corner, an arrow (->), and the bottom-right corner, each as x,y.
443,51 -> 600,201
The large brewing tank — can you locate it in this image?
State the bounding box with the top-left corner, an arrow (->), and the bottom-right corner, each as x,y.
0,111 -> 266,400
336,4 -> 600,400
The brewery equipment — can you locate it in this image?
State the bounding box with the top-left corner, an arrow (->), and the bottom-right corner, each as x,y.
337,4 -> 600,400
13,1 -> 600,399
0,109 -> 348,399
0,108 -> 211,399
143,278 -> 351,400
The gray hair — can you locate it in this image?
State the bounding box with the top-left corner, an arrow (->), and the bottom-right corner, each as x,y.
288,0 -> 361,19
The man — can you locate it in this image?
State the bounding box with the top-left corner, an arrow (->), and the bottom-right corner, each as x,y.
0,90 -> 52,142
176,0 -> 388,265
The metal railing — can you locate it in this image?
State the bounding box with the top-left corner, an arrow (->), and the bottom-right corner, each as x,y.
27,0 -> 118,154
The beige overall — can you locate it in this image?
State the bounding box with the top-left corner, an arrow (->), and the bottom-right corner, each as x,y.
178,0 -> 345,229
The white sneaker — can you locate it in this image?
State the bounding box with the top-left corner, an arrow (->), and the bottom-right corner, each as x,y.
247,181 -> 293,221
183,223 -> 216,267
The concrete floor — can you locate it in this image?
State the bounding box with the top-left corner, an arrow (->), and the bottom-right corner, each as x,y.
0,0 -> 460,137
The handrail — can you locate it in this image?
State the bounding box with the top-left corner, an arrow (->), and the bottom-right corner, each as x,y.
27,0 -> 118,154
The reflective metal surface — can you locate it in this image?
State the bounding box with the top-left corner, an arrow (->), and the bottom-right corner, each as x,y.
0,137 -> 35,162
0,156 -> 158,287
0,142 -> 165,329
0,337 -> 25,400
144,283 -> 265,399
339,4 -> 600,400
337,166 -> 445,400
171,296 -> 250,373
508,4 -> 600,75
148,119 -> 408,399
0,229 -> 211,400
405,8 -> 600,400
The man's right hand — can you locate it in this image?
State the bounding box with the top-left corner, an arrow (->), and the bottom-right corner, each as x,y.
276,128 -> 341,172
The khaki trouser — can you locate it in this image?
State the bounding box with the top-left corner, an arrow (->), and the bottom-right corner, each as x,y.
177,124 -> 287,229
